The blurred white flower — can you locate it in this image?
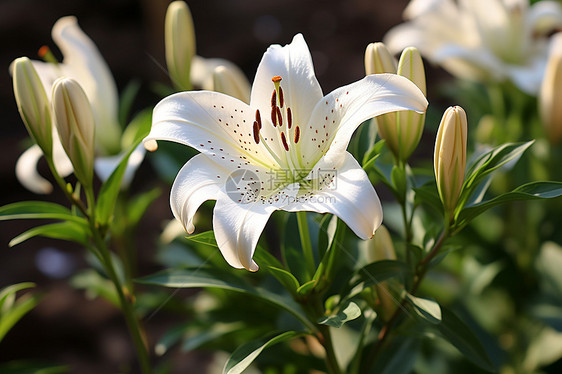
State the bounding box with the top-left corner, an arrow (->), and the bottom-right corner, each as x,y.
385,0 -> 562,94
11,16 -> 144,194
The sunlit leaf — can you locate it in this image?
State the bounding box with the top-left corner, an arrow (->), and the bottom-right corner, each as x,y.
9,221 -> 90,247
406,294 -> 441,324
318,301 -> 361,328
436,307 -> 495,371
223,331 -> 306,374
0,201 -> 83,224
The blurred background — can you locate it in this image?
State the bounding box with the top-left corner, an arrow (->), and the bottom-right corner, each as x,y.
0,0 -> 452,372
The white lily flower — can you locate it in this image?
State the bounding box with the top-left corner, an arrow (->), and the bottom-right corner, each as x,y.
384,0 -> 562,94
144,34 -> 428,271
11,16 -> 144,193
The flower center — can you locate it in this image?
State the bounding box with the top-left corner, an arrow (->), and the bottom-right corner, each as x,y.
251,75 -> 305,183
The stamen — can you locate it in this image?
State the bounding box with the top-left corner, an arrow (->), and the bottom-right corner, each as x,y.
255,109 -> 262,129
294,126 -> 300,143
38,45 -> 58,65
287,107 -> 292,129
279,87 -> 284,108
253,121 -> 260,144
281,132 -> 289,151
276,106 -> 283,127
271,107 -> 278,127
271,90 -> 276,108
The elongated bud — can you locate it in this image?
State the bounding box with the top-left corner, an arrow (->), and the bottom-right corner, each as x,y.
364,42 -> 397,75
395,47 -> 426,161
434,106 -> 467,217
539,33 -> 562,144
11,57 -> 53,155
212,65 -> 251,103
365,225 -> 400,320
165,1 -> 196,91
51,78 -> 95,186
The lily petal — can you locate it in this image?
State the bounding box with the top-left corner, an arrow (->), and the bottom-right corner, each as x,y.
170,154 -> 227,234
284,152 -> 382,239
213,193 -> 278,272
307,74 -> 428,168
250,33 -> 323,130
146,91 -> 282,170
15,145 -> 53,194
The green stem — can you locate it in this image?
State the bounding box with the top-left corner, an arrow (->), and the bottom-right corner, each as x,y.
91,228 -> 152,374
297,211 -> 315,279
363,228 -> 449,372
319,324 -> 342,374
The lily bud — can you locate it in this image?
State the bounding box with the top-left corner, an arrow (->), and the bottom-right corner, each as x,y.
395,47 -> 426,161
11,57 -> 53,155
434,106 -> 468,217
366,45 -> 427,162
364,42 -> 397,75
211,65 -> 251,103
539,32 -> 562,144
165,0 -> 196,91
51,78 -> 95,186
365,225 -> 399,321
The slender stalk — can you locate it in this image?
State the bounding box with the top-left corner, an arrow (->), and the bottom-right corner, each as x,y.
363,228 -> 449,372
319,324 -> 342,374
297,211 -> 315,278
91,226 -> 152,374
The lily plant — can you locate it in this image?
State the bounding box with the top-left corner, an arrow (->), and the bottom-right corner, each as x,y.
144,34 -> 428,271
384,0 -> 562,94
12,16 -> 145,194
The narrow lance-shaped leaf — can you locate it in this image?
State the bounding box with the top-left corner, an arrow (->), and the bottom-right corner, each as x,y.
223,331 -> 306,374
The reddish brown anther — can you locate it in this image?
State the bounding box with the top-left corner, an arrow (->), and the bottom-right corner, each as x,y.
255,109 -> 262,129
271,106 -> 278,127
281,132 -> 289,151
253,121 -> 260,144
294,125 -> 300,143
287,107 -> 292,129
279,86 -> 284,108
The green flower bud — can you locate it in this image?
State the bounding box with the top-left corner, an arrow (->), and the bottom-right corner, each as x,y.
12,57 -> 53,155
51,77 -> 95,186
539,33 -> 562,145
366,44 -> 427,162
434,106 -> 468,218
165,1 -> 196,91
364,42 -> 397,75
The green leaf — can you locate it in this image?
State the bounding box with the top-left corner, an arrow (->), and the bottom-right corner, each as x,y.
0,283 -> 36,311
413,181 -> 443,217
185,230 -> 218,247
223,331 -> 305,374
391,165 -> 407,203
95,140 -> 143,226
318,301 -> 361,328
0,284 -> 41,343
357,260 -> 411,288
362,139 -> 386,170
456,181 -> 562,228
0,361 -> 68,374
121,108 -> 152,150
0,201 -> 83,224
406,294 -> 441,324
9,221 -> 90,247
459,141 -> 533,208
296,279 -> 317,296
118,79 -> 141,129
70,269 -> 119,308
267,266 -> 300,296
137,267 -> 314,330
436,307 -> 495,372
127,187 -> 161,228
182,322 -> 243,352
